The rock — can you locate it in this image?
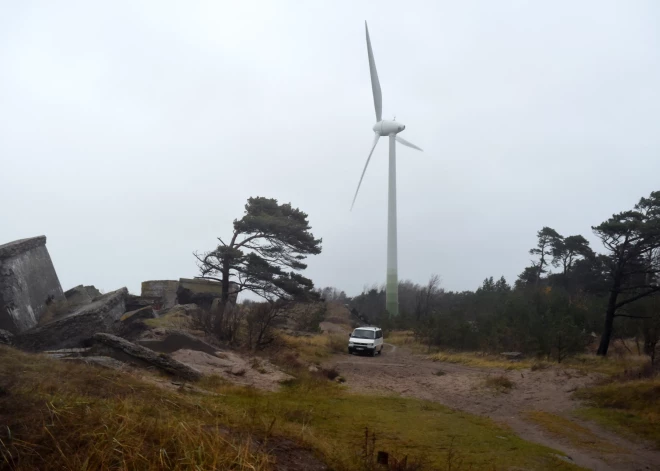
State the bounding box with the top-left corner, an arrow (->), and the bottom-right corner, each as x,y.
90,333 -> 202,381
230,367 -> 246,376
137,329 -> 220,356
0,329 -> 14,345
0,236 -> 65,333
308,365 -> 319,373
64,285 -> 93,310
15,288 -> 128,351
141,280 -> 179,310
120,306 -> 157,323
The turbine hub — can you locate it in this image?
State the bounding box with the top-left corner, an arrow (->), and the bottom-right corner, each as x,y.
373,120 -> 405,136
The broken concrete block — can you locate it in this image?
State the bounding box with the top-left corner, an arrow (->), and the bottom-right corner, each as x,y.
137,329 -> 220,356
64,285 -> 93,310
84,286 -> 102,299
141,280 -> 178,309
90,333 -> 202,381
15,288 -> 128,351
0,236 -> 65,333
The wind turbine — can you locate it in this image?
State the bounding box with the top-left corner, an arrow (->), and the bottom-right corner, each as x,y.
351,21 -> 423,317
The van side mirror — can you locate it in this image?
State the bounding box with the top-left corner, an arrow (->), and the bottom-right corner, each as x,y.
348,333 -> 352,338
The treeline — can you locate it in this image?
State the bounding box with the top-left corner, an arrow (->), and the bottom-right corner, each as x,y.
342,190 -> 660,362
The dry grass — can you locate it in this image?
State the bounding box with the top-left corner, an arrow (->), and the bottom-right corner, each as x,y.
0,346 -> 270,470
574,377 -> 660,448
276,332 -> 347,362
0,345 -> 583,470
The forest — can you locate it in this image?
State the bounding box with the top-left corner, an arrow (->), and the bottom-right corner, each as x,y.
346,190 -> 660,362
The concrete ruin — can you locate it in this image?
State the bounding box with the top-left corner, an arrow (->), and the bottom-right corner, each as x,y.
15,288 -> 128,351
0,236 -> 65,333
141,280 -> 178,309
176,278 -> 238,308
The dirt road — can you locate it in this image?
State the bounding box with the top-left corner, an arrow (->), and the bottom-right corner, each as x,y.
324,344 -> 660,471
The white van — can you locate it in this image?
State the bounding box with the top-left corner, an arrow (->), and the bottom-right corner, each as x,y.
347,326 -> 384,356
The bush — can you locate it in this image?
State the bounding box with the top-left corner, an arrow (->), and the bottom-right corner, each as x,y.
484,375 -> 514,392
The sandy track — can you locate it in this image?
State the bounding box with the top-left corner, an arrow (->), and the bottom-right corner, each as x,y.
325,344 -> 660,471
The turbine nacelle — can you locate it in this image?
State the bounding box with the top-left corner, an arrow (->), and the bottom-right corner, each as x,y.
373,120 -> 405,136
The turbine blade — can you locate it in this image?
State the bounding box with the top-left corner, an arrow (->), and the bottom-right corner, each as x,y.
365,21 -> 382,122
395,136 -> 423,152
351,133 -> 381,210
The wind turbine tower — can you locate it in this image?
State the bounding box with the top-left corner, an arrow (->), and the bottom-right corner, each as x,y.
351,22 -> 423,316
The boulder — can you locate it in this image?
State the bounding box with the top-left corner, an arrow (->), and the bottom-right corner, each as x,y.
0,236 -> 65,333
90,333 -> 202,381
0,329 -> 13,345
15,288 -> 128,351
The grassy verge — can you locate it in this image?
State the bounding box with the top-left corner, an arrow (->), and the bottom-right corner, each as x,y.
574,378 -> 660,448
0,346 -> 583,470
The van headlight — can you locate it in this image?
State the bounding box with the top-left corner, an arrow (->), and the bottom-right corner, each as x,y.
348,342 -> 354,347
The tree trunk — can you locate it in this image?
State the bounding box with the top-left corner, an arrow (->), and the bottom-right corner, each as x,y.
597,286 -> 620,356
221,256 -> 231,306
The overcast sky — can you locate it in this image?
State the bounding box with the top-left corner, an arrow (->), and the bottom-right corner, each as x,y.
1,1 -> 659,298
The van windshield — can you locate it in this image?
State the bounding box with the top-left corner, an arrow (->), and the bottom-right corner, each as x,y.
351,329 -> 375,339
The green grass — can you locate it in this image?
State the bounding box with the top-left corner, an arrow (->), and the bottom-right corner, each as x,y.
0,346 -> 584,470
574,377 -> 660,448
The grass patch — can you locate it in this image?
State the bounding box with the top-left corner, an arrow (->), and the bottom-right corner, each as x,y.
484,374 -> 515,392
574,377 -> 660,448
143,310 -> 193,330
525,411 -> 623,453
0,346 -> 582,470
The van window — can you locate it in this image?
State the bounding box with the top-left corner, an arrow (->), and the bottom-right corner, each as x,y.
352,329 -> 375,339
376,331 -> 382,339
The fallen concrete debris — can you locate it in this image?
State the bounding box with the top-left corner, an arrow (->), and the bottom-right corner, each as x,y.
0,236 -> 65,333
15,288 -> 128,351
90,332 -> 202,381
64,285 -> 101,310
